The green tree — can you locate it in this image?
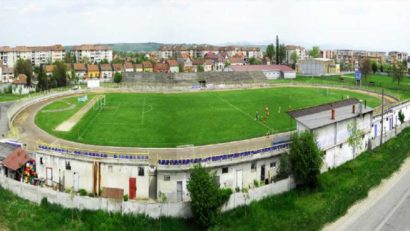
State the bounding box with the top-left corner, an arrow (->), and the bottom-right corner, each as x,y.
178,63 -> 184,72
197,65 -> 204,72
187,165 -> 232,228
266,44 -> 275,63
276,153 -> 290,179
380,63 -> 384,72
290,51 -> 299,68
278,44 -> 286,64
100,58 -> 109,64
14,59 -> 33,85
398,110 -> 405,124
37,64 -> 46,91
371,61 -> 378,74
360,58 -> 371,80
392,61 -> 406,86
309,46 -> 320,58
113,72 -> 122,83
347,121 -> 365,157
289,131 -> 322,188
53,62 -> 68,87
64,52 -> 75,63
248,57 -> 257,65
276,35 -> 280,64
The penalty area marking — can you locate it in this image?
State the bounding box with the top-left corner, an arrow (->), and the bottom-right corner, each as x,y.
140,97 -> 153,126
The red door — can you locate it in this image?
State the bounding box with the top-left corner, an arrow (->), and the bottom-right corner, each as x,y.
129,178 -> 136,200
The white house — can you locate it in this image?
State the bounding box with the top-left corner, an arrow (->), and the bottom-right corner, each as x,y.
371,100 -> 410,139
99,64 -> 113,81
71,44 -> 113,64
226,65 -> 296,79
12,74 -> 35,95
1,65 -> 14,83
166,60 -> 179,73
0,45 -> 65,68
289,98 -> 374,169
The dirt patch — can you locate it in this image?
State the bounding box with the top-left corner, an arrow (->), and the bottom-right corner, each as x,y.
55,95 -> 104,132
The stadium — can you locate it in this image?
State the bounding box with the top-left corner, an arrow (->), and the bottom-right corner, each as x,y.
3,72 -> 404,212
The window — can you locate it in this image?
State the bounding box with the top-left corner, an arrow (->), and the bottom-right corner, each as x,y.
65,161 -> 71,170
270,162 -> 276,168
108,165 -> 113,173
339,143 -> 343,148
222,167 -> 228,174
138,167 -> 144,176
251,161 -> 257,172
164,175 -> 171,181
40,157 -> 43,165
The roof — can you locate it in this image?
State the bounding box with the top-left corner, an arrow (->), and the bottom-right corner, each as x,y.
13,74 -> 27,84
124,62 -> 134,69
0,45 -> 64,52
154,63 -> 169,72
101,187 -> 124,200
2,148 -> 31,171
288,98 -> 374,130
135,64 -> 143,69
112,64 -> 124,72
87,64 -> 99,72
142,61 -> 153,68
204,59 -> 214,65
45,65 -> 55,73
71,44 -> 111,51
73,63 -> 86,71
0,143 -> 17,160
192,59 -> 204,65
229,65 -> 295,72
100,64 -> 113,71
229,57 -> 245,64
286,45 -> 305,50
166,59 -> 178,67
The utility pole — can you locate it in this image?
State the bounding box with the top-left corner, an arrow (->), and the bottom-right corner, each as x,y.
380,88 -> 384,146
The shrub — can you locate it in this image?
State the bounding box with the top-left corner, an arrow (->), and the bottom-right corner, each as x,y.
289,131 -> 323,188
79,189 -> 87,196
123,194 -> 129,201
88,193 -> 95,197
64,188 -> 72,194
276,154 -> 291,180
399,110 -> 405,124
235,187 -> 240,192
40,197 -> 48,207
187,165 -> 232,228
253,179 -> 259,188
114,72 -> 122,83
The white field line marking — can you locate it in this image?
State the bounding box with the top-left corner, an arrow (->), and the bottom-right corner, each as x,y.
141,97 -> 146,125
78,109 -> 102,139
214,94 -> 271,130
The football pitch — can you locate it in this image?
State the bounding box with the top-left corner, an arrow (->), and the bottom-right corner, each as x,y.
35,87 -> 381,147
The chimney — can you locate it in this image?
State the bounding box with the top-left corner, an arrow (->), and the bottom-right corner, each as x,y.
352,104 -> 356,114
331,109 -> 335,120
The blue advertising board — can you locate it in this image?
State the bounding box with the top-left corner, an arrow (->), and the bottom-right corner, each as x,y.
355,71 -> 361,81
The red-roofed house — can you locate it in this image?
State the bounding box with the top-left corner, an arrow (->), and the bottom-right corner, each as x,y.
12,74 -> 35,94
154,63 -> 169,73
166,60 -> 179,73
2,148 -> 34,181
124,62 -> 134,72
226,64 -> 296,79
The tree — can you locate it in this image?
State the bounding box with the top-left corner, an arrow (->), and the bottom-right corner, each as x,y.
100,58 -> 109,64
197,65 -> 204,72
309,46 -> 320,58
398,110 -> 405,124
371,61 -> 378,74
276,35 -> 280,64
360,58 -> 371,80
265,44 -> 275,62
276,153 -> 290,180
187,165 -> 232,228
113,72 -> 122,83
392,61 -> 406,86
14,59 -> 33,85
380,63 -> 384,73
53,62 -> 68,87
178,63 -> 184,72
37,64 -> 47,91
64,52 -> 75,63
278,44 -> 286,64
290,51 -> 299,68
347,121 -> 365,157
289,131 -> 322,188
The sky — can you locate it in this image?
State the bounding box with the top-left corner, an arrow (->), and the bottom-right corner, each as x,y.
0,0 -> 409,52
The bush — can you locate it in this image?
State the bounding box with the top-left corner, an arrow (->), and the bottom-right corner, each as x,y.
113,72 -> 122,83
88,193 -> 95,197
253,179 -> 259,188
289,131 -> 322,188
399,110 -> 405,124
40,197 -> 48,207
123,194 -> 129,201
276,153 -> 290,180
79,189 -> 87,196
187,165 -> 232,228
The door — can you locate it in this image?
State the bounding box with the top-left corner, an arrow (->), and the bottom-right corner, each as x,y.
177,181 -> 183,202
46,167 -> 53,186
129,177 -> 136,200
236,170 -> 243,189
389,117 -> 393,130
73,172 -> 79,192
374,124 -> 378,137
260,165 -> 265,181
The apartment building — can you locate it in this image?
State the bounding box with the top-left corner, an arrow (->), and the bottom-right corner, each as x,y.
285,45 -> 307,65
0,45 -> 65,68
71,44 -> 113,64
388,51 -> 408,64
335,50 -> 386,68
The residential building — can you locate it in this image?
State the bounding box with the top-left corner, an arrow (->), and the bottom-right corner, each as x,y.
153,63 -> 169,73
320,50 -> 336,59
124,62 -> 134,72
112,64 -> 124,73
226,64 -> 296,79
204,52 -> 225,71
297,58 -> 340,75
166,60 -> 179,73
192,59 -> 204,72
229,57 -> 245,66
12,74 -> 34,94
388,51 -> 408,64
135,64 -> 143,72
289,98 -> 374,169
285,45 -> 307,65
100,64 -> 113,80
0,65 -> 14,83
176,54 -> 192,72
142,61 -> 153,72
86,64 -> 100,79
335,50 -> 386,69
71,44 -> 113,64
45,65 -> 55,77
204,59 -> 213,72
0,45 -> 65,68
73,64 -> 87,80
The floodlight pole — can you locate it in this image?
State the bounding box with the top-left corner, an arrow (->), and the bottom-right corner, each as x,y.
380,88 -> 384,146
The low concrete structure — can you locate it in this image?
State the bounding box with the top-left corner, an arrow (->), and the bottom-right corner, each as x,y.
297,58 -> 340,76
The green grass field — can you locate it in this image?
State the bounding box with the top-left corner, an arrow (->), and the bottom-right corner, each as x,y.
35,87 -> 380,147
0,94 -> 24,102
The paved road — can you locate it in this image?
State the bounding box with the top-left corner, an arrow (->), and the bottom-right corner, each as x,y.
0,101 -> 15,137
325,158 -> 410,231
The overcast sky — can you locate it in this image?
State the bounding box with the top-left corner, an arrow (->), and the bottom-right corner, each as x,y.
0,0 -> 408,52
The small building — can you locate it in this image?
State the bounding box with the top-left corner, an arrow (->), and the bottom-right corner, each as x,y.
142,61 -> 153,72
176,54 -> 192,72
112,63 -> 124,73
0,65 -> 14,83
2,148 -> 35,182
73,63 -> 87,80
124,62 -> 134,72
12,74 -> 34,94
153,63 -> 169,73
192,59 -> 204,72
289,98 -> 373,169
204,59 -> 213,72
226,65 -> 296,79
166,60 -> 179,73
86,64 -> 100,79
229,57 -> 245,66
135,64 -> 143,72
44,65 -> 55,77
297,58 -> 340,76
100,64 -> 113,80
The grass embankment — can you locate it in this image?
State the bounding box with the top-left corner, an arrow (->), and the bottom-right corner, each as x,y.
212,127 -> 410,230
35,87 -> 379,147
0,94 -> 24,102
1,128 -> 410,230
274,74 -> 410,100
